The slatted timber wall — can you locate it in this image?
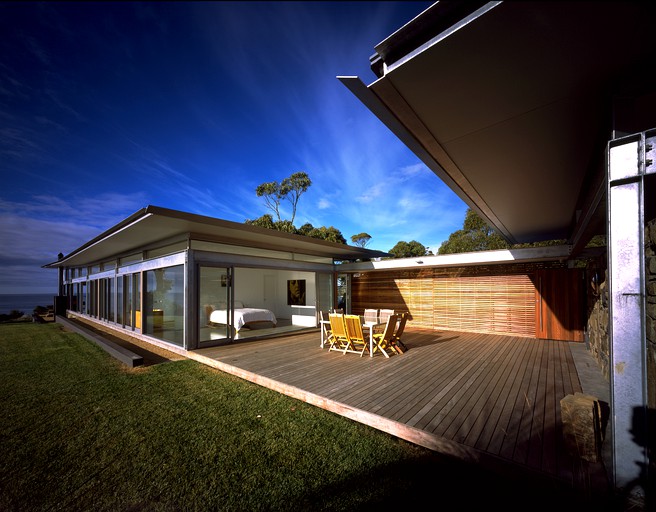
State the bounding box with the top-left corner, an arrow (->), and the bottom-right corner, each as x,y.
352,262 -> 573,339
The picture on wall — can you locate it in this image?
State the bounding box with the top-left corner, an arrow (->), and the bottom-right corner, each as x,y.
287,279 -> 306,306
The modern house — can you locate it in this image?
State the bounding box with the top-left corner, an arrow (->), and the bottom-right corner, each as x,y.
338,0 -> 654,502
44,205 -> 388,351
44,0 -> 654,503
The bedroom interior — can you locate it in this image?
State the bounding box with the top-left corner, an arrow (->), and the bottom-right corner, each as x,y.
199,267 -> 321,343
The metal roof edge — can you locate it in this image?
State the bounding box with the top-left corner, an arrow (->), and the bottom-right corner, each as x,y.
42,207 -> 151,268
43,205 -> 387,268
338,244 -> 572,272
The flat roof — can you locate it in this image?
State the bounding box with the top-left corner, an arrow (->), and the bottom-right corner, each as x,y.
340,244 -> 580,272
44,205 -> 389,268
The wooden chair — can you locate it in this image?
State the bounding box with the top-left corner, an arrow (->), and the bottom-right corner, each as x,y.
391,312 -> 408,354
328,314 -> 350,353
363,308 -> 378,323
372,313 -> 399,358
344,314 -> 369,357
332,308 -> 344,314
379,309 -> 395,323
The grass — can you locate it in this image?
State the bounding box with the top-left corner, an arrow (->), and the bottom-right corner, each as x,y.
1,323 -> 602,511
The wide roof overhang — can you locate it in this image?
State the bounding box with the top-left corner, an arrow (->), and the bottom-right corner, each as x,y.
44,205 -> 389,268
340,1 -> 656,254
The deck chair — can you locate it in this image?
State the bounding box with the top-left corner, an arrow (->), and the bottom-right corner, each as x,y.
319,310 -> 335,349
344,314 -> 369,357
328,314 -> 350,353
371,313 -> 398,358
375,308 -> 394,334
391,312 -> 408,354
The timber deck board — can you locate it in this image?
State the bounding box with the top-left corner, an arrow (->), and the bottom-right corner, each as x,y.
192,327 -> 608,492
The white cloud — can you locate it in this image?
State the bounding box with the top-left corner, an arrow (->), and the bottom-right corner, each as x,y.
0,193 -> 148,294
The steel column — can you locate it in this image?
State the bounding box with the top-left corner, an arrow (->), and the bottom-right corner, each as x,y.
607,131 -> 650,496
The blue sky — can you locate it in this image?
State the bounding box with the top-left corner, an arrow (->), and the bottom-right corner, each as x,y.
0,1 -> 467,294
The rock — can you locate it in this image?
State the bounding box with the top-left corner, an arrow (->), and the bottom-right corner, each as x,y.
560,392 -> 603,463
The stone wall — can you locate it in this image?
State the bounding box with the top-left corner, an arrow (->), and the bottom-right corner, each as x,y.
587,261 -> 610,381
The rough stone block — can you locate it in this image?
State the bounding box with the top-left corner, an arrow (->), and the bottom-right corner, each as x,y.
560,392 -> 603,463
647,281 -> 656,298
647,314 -> 656,345
648,256 -> 656,276
649,220 -> 656,246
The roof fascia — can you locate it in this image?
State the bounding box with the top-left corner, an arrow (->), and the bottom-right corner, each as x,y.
44,205 -> 387,268
145,205 -> 387,259
375,1 -> 501,77
43,208 -> 152,268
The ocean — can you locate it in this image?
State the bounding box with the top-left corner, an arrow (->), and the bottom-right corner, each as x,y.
0,294 -> 55,315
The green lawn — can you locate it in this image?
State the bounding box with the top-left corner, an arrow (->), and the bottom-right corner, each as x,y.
0,323 -> 594,511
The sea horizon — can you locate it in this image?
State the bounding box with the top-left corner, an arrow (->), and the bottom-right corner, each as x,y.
0,293 -> 56,316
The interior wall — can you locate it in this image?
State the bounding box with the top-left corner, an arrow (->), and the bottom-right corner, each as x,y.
234,268 -> 316,321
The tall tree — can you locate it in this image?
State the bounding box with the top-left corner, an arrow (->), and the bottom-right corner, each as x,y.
254,171 -> 311,225
351,233 -> 372,248
438,208 -> 510,254
255,182 -> 285,222
280,172 -> 311,225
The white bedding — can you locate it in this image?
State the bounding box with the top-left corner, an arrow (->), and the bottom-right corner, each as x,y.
210,307 -> 277,331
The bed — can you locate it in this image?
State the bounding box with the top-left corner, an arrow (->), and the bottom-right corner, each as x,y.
208,301 -> 277,331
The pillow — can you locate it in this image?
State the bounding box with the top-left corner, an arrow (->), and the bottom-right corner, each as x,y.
234,300 -> 244,309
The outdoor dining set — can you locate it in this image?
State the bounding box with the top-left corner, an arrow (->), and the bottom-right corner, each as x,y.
319,308 -> 407,358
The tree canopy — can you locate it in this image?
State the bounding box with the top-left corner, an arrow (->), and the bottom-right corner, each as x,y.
298,223 -> 347,244
351,233 -> 371,248
247,173 -> 347,244
388,240 -> 429,259
255,171 -> 311,225
437,208 -> 510,254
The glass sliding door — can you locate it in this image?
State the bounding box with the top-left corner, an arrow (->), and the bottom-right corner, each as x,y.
144,265 -> 184,346
199,266 -> 232,344
337,273 -> 349,312
116,276 -> 124,326
80,281 -> 87,315
107,277 -> 114,323
316,272 -> 334,323
133,273 -> 142,331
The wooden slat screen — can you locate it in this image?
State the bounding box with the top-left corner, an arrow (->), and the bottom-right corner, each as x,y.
431,274 -> 535,337
352,266 -> 538,338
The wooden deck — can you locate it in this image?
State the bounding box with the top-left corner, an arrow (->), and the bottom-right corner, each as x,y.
189,327 -> 610,494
